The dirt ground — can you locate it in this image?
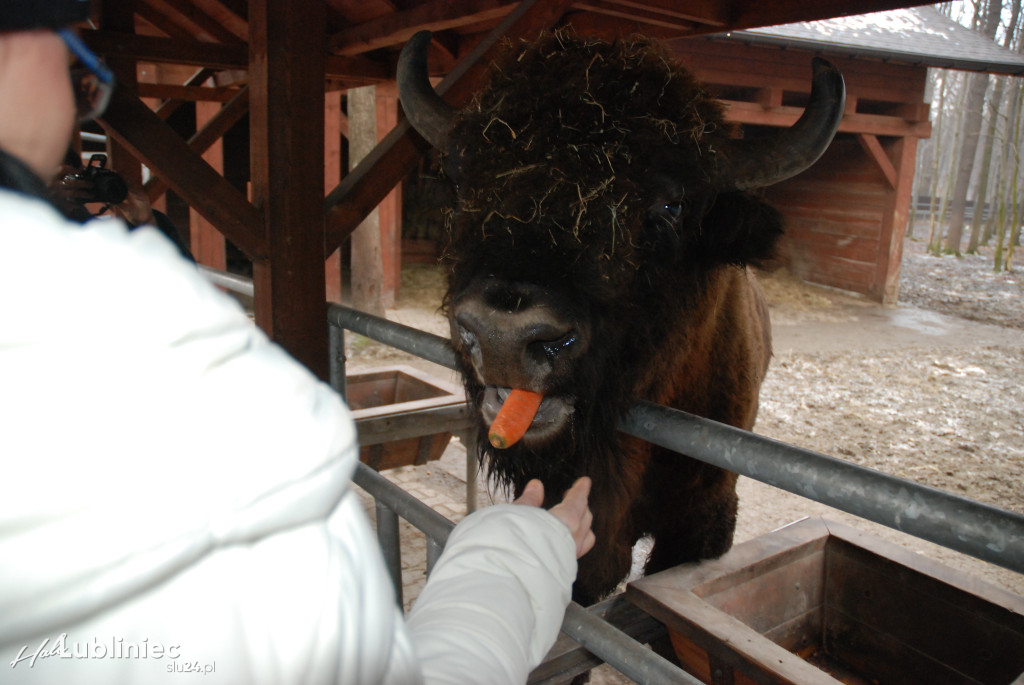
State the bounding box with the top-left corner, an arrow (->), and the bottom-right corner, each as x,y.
346,235 -> 1023,681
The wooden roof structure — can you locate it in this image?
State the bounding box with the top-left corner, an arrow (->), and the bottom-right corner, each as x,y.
82,0 -> 935,378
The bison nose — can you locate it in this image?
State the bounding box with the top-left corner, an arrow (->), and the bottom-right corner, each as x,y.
451,288 -> 587,385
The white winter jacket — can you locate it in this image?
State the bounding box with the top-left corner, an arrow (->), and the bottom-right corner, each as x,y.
0,189 -> 577,684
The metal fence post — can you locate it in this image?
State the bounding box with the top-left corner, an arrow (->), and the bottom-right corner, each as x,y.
375,501 -> 404,607
328,321 -> 346,397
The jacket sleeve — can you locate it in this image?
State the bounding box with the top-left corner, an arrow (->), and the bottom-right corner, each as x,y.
404,504 -> 577,685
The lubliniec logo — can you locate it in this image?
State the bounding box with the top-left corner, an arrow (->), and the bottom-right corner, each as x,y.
10,633 -> 185,670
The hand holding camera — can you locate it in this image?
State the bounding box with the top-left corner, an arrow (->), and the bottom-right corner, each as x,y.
59,153 -> 128,204
56,153 -> 154,225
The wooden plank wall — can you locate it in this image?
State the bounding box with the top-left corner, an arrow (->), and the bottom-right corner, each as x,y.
671,39 -> 930,303
767,140 -> 889,297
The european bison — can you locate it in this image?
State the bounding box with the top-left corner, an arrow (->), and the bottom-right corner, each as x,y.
398,29 -> 844,604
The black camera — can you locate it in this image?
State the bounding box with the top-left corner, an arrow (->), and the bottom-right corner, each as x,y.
69,154 -> 129,205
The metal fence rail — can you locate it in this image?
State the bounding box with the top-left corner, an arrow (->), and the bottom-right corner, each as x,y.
351,460 -> 698,684
202,270 -> 1024,683
328,303 -> 1024,575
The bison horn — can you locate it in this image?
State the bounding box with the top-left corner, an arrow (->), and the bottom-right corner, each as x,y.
716,58 -> 845,191
397,30 -> 456,150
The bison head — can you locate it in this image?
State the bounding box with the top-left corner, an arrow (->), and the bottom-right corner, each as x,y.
398,30 -> 844,503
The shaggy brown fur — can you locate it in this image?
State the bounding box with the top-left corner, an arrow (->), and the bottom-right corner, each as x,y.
441,29 -> 781,605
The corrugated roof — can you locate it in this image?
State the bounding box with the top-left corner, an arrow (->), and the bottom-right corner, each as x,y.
706,5 -> 1024,75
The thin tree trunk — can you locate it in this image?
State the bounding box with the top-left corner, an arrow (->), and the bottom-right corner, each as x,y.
994,79 -> 1024,272
967,79 -> 1005,252
931,72 -> 967,254
987,75 -> 1023,246
943,0 -> 1001,255
976,0 -> 1022,249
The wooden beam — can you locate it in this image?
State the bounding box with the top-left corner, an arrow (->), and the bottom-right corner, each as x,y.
376,83 -> 402,307
877,136 -> 918,304
323,0 -> 576,256
190,0 -> 248,41
571,1 -> 711,31
325,54 -> 393,83
152,67 -> 219,120
144,0 -> 244,44
756,86 -> 783,109
83,29 -> 391,82
189,99 -> 227,270
857,133 -> 898,190
721,100 -> 933,138
249,0 -> 330,379
207,0 -> 247,27
564,12 -> 701,41
137,82 -> 241,101
325,91 -> 344,304
328,0 -> 514,55
84,29 -> 249,68
135,2 -> 199,40
98,86 -> 265,258
597,0 -> 728,26
145,86 -> 250,202
100,0 -> 143,193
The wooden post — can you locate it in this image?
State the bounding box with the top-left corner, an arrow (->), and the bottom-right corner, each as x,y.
190,97 -> 227,269
348,85 -> 386,316
376,83 -> 402,306
98,0 -> 142,192
325,90 -> 344,304
248,0 -> 329,379
876,136 -> 919,304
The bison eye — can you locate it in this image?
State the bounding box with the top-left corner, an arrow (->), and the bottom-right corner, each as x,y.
648,199 -> 685,229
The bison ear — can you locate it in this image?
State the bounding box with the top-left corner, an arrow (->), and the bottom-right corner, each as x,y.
697,192 -> 784,266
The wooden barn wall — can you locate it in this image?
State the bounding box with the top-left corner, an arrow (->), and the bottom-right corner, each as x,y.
764,137 -> 888,295
670,39 -> 929,302
672,39 -> 929,113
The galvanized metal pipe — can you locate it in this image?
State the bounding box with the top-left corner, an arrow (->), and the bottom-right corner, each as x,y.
327,304 -> 457,369
621,400 -> 1024,574
198,265 -> 254,297
329,304 -> 1024,574
426,538 -> 443,576
354,463 -> 694,684
328,323 -> 346,396
375,501 -> 403,607
560,603 -> 703,685
353,462 -> 454,547
198,278 -> 1024,676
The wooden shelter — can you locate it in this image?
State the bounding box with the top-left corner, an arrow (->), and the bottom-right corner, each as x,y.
81,0 -> 937,377
677,7 -> 1024,303
667,38 -> 931,304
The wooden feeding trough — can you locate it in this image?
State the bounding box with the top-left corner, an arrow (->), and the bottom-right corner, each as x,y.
628,517 -> 1024,685
346,365 -> 469,471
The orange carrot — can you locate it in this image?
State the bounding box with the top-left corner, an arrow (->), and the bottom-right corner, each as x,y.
488,388 -> 544,449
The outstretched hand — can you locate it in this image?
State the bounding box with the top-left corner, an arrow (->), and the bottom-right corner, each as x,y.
514,477 -> 595,559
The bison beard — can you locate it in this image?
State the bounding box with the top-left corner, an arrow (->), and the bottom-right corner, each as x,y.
398,29 -> 843,605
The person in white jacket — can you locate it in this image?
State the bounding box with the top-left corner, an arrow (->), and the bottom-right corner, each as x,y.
0,3 -> 596,684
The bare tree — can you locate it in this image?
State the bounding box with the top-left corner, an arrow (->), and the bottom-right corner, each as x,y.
970,0 -> 1023,252
927,70 -> 966,252
942,0 -> 1003,255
